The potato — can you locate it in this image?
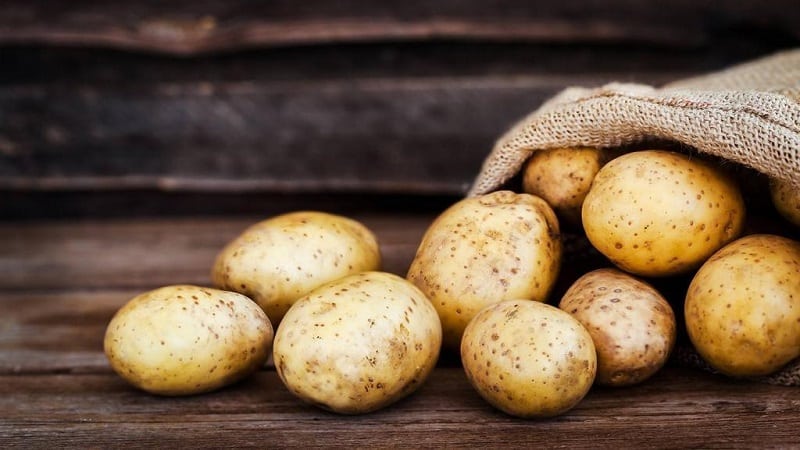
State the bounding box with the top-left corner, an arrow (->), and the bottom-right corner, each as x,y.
582,150 -> 745,277
461,300 -> 596,418
685,234 -> 800,377
407,190 -> 562,349
522,147 -> 619,227
212,211 -> 381,327
770,178 -> 800,227
273,271 -> 441,414
559,268 -> 676,386
104,285 -> 273,396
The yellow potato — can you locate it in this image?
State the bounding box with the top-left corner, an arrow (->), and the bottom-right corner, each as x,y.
407,190 -> 562,349
212,211 -> 381,326
273,272 -> 441,414
685,234 -> 800,376
559,268 -> 676,386
104,285 -> 273,396
582,150 -> 745,277
522,147 -> 619,227
770,178 -> 800,227
461,300 -> 596,418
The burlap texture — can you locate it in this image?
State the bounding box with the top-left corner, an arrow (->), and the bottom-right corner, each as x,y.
469,48 -> 800,197
468,49 -> 800,385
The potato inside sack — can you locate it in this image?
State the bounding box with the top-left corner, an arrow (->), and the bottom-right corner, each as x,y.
212,211 -> 381,327
461,300 -> 596,418
273,272 -> 441,414
559,268 -> 676,387
581,150 -> 746,277
685,234 -> 800,377
407,190 -> 562,350
770,178 -> 800,227
522,147 -> 620,228
104,285 -> 273,396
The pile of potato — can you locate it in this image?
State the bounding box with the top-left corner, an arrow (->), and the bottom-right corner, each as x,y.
103,148 -> 800,419
104,211 -> 441,413
438,148 -> 799,417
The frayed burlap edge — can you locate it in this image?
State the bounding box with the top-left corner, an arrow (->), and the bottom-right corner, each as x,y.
468,49 -> 800,385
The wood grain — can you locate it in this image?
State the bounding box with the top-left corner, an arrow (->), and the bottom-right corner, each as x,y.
2,0 -> 798,54
0,215 -> 432,291
0,73 -> 668,195
3,2 -> 796,197
0,41 -> 708,197
0,43 -> 743,86
0,191 -> 460,221
1,368 -> 799,448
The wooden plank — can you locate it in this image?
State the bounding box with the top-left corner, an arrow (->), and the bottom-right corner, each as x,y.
0,290 -> 127,374
0,215 -> 432,291
0,219 -> 240,291
0,74 -> 672,195
1,368 -> 799,447
0,191 -> 460,220
1,1 -> 798,55
0,41 -> 721,197
0,42 -> 763,86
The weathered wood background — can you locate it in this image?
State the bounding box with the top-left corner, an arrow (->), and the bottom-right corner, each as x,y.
2,1 -> 800,448
2,0 -> 799,217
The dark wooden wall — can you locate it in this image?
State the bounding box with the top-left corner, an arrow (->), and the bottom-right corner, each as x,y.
2,1 -> 799,218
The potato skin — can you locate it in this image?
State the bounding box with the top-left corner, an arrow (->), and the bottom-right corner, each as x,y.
522,147 -> 618,227
104,285 -> 273,396
559,268 -> 675,386
273,272 -> 441,414
212,211 -> 381,327
582,150 -> 745,277
770,178 -> 800,227
461,300 -> 596,418
407,190 -> 562,349
685,234 -> 800,377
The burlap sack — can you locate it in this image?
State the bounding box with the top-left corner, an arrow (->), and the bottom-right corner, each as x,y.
468,49 -> 800,385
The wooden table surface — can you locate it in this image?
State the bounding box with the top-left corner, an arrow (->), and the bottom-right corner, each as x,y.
2,213 -> 800,448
